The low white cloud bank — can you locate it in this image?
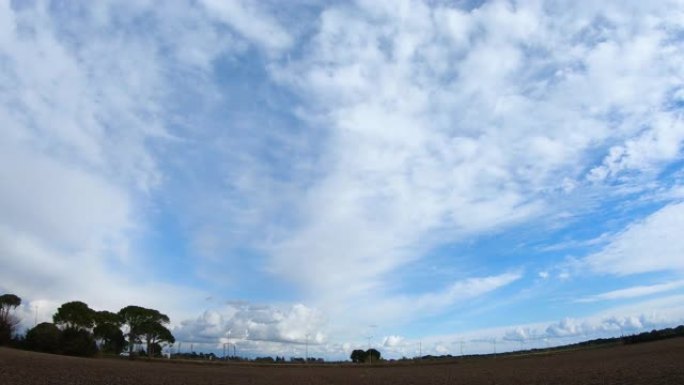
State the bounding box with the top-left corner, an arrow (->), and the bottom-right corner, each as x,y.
170,271 -> 520,358
172,302 -> 330,357
175,303 -> 326,346
399,295 -> 684,358
488,296 -> 683,349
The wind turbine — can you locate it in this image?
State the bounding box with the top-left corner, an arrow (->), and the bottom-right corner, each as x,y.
366,324 -> 377,364
305,333 -> 310,361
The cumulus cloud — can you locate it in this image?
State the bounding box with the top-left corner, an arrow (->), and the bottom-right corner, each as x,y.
504,326 -> 538,342
588,115 -> 684,182
382,335 -> 405,347
544,318 -> 595,339
543,313 -> 668,339
541,297 -> 684,341
174,303 -> 326,346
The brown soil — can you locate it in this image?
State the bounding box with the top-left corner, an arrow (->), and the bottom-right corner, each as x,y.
1,338 -> 683,385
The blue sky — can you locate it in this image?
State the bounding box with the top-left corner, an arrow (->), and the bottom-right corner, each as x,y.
2,0 -> 684,359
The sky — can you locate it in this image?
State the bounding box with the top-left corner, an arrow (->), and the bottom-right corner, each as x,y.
1,0 -> 684,360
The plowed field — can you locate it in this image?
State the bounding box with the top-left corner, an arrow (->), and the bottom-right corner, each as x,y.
2,338 -> 683,384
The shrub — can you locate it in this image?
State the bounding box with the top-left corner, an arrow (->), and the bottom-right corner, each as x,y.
60,327 -> 98,357
25,322 -> 61,353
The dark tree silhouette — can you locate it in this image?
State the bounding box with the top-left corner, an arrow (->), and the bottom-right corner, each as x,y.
0,293 -> 21,345
93,311 -> 125,354
350,348 -> 382,363
119,305 -> 174,357
25,322 -> 61,353
53,301 -> 96,330
60,327 -> 98,357
138,320 -> 175,356
350,349 -> 366,363
366,348 -> 381,363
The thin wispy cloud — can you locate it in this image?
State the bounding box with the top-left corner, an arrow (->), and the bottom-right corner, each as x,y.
576,280 -> 684,303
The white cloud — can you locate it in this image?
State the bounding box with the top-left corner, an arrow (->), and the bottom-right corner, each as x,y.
375,298 -> 684,357
413,294 -> 684,356
266,0 -> 684,294
171,271 -> 519,354
589,114 -> 684,182
544,317 -> 594,339
577,280 -> 684,303
408,271 -> 522,312
0,0 -> 228,326
546,296 -> 684,339
503,326 -> 537,342
0,146 -> 130,254
200,0 -> 293,53
268,1 -> 551,302
174,302 -> 327,355
382,335 -> 405,347
585,203 -> 684,275
316,271 -> 521,343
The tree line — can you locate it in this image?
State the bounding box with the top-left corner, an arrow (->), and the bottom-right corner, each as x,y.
621,325 -> 684,344
0,292 -> 174,357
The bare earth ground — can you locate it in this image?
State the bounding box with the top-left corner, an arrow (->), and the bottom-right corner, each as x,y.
1,338 -> 683,385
